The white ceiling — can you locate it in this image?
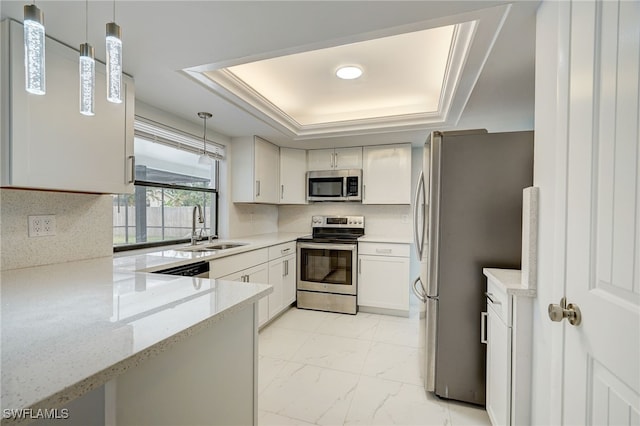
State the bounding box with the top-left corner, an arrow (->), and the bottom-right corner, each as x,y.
0,1 -> 540,148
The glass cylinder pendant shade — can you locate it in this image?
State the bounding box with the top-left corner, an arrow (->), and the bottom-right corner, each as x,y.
23,5 -> 45,95
79,43 -> 95,116
106,22 -> 122,103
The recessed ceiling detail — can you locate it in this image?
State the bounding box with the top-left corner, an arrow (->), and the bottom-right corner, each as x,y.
183,5 -> 512,140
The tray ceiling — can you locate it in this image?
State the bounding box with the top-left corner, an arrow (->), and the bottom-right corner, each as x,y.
184,4 -> 511,140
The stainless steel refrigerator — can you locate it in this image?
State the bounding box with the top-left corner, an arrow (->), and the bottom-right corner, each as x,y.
412,129 -> 533,406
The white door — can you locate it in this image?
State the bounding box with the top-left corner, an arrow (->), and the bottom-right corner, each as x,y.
562,1 -> 640,424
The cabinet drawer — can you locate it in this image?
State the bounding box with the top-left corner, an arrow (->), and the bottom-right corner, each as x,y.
268,241 -> 296,260
209,248 -> 268,279
358,242 -> 410,257
486,278 -> 510,325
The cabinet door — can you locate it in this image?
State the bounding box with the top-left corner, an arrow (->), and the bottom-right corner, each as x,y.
279,148 -> 307,204
3,20 -> 134,194
282,254 -> 296,306
218,262 -> 269,326
363,144 -> 411,204
486,305 -> 511,426
307,149 -> 335,171
245,263 -> 269,327
334,147 -> 363,170
268,258 -> 285,318
254,137 -> 280,203
358,254 -> 410,311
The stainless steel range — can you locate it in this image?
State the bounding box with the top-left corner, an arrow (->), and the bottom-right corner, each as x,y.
296,215 -> 364,314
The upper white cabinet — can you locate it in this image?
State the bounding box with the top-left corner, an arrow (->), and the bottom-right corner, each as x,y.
307,147 -> 362,171
232,136 -> 279,203
1,20 -> 135,194
279,148 -> 307,204
362,144 -> 411,204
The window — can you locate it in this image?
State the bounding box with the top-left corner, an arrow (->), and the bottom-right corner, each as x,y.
113,118 -> 224,251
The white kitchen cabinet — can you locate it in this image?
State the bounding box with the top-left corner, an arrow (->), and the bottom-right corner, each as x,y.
210,248 -> 270,326
307,147 -> 362,171
219,263 -> 269,327
231,136 -> 279,203
362,144 -> 411,204
1,20 -> 135,194
357,242 -> 410,316
267,242 -> 296,319
282,253 -> 296,306
483,269 -> 534,426
208,242 -> 297,328
279,147 -> 307,204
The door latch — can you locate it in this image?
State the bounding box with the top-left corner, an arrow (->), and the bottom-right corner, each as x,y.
548,297 -> 582,326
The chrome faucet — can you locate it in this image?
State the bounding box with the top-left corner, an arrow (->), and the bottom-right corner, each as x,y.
191,205 -> 204,245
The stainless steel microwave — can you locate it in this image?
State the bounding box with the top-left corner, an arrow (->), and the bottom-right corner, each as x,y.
307,169 -> 362,202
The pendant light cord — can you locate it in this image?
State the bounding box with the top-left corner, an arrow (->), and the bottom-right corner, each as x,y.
203,117 -> 208,153
113,0 -> 116,22
85,0 -> 89,41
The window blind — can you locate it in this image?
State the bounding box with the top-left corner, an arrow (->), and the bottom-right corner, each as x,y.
134,116 -> 226,160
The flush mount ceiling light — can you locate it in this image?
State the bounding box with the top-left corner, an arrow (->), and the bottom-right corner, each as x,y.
105,0 -> 122,104
23,3 -> 45,95
197,112 -> 213,165
336,66 -> 363,80
79,0 -> 95,116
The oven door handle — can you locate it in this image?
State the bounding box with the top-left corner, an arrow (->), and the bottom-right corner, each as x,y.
297,242 -> 357,251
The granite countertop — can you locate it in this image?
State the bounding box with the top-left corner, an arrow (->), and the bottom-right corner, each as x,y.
114,232 -> 308,273
483,268 -> 537,297
0,232 -> 305,419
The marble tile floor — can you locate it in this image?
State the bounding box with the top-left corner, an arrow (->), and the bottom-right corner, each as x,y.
258,307 -> 491,426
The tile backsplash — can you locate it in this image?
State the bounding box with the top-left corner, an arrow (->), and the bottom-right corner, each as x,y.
0,189 -> 112,270
278,204 -> 412,238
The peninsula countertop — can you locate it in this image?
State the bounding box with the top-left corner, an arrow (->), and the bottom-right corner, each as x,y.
0,232 -> 305,419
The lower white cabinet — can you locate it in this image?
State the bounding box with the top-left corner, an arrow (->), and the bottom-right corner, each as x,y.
267,242 -> 296,321
218,263 -> 270,327
357,242 -> 410,315
483,270 -> 534,426
210,241 -> 296,328
268,253 -> 295,318
486,300 -> 510,426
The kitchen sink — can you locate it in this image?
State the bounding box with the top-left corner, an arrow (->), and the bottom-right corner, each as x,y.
177,242 -> 247,252
205,243 -> 246,250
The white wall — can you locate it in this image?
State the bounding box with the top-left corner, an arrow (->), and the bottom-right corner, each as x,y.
0,189 -> 112,270
530,1 -> 568,424
278,204 -> 411,238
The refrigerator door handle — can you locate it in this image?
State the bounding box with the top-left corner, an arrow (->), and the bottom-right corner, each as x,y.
425,296 -> 438,392
413,170 -> 425,259
411,277 -> 427,302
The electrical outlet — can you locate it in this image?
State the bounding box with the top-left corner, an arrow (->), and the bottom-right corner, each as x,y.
28,215 -> 56,237
401,214 -> 409,224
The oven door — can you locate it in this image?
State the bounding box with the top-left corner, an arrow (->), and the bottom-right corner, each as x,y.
297,242 -> 357,295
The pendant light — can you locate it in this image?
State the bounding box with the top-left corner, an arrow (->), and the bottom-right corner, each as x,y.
79,0 -> 95,116
197,112 -> 213,165
106,0 -> 122,103
23,3 -> 45,95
